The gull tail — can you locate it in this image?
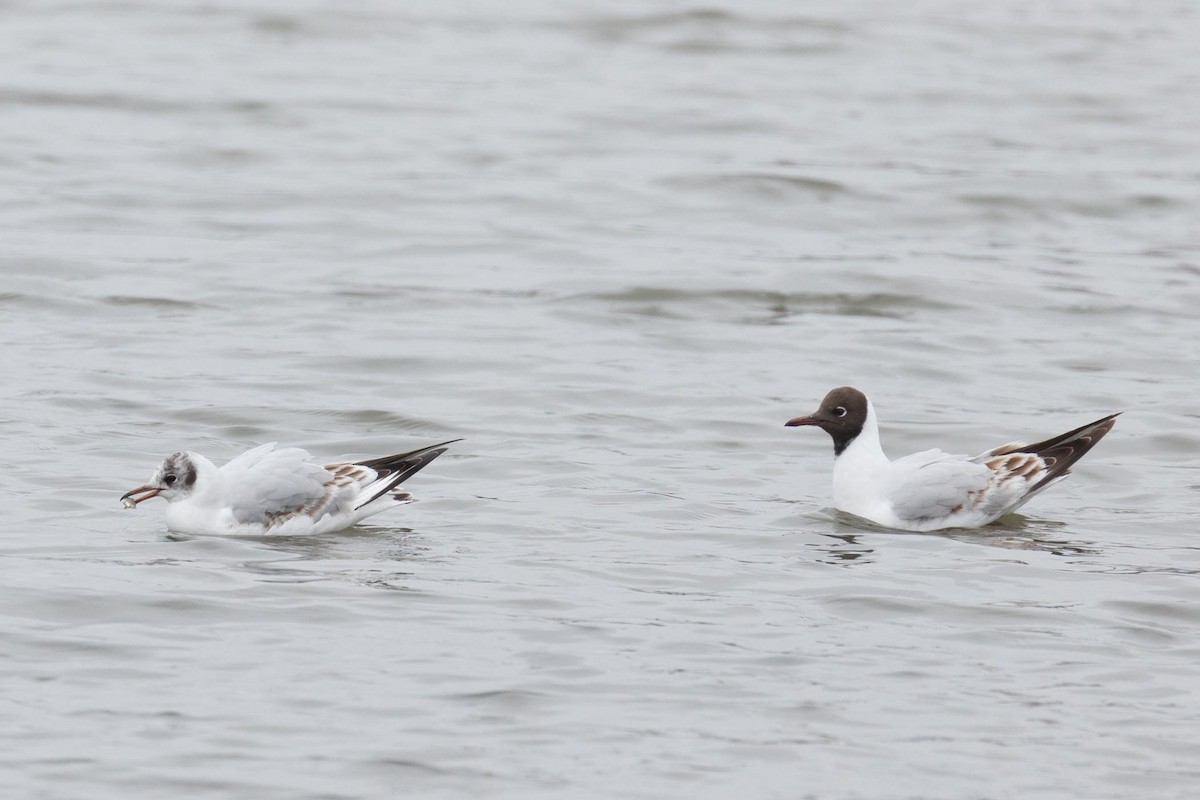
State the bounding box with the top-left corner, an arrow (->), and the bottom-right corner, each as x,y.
352,439 -> 461,514
986,413 -> 1119,511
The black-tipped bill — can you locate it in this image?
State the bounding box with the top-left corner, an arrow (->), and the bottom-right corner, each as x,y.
785,415 -> 819,427
120,485 -> 162,507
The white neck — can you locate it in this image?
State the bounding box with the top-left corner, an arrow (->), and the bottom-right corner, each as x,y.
188,453 -> 224,503
163,453 -> 225,534
830,400 -> 892,518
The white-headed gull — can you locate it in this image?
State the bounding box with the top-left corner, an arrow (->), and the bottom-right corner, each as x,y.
785,387 -> 1118,531
121,439 -> 459,535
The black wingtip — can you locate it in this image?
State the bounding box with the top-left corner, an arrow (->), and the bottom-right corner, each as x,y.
1024,412 -> 1119,491
354,439 -> 461,510
357,439 -> 462,471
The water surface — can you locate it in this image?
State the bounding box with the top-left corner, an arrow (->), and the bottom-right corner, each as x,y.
3,2 -> 1199,798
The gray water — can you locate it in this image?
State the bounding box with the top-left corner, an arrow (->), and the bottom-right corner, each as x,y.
3,2 -> 1200,798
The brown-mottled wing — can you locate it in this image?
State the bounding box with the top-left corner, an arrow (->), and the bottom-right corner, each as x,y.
976,412 -> 1120,493
326,439 -> 461,511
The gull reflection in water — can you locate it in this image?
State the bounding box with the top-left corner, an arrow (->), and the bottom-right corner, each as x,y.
803,509 -> 1099,564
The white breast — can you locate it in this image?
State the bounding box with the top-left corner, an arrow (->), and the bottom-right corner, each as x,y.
829,401 -> 897,525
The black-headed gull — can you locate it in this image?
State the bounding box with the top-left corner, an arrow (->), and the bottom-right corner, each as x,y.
121,439 -> 459,535
785,387 -> 1118,532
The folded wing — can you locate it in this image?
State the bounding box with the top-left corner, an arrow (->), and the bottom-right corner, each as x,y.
887,449 -> 995,523
890,413 -> 1119,527
219,443 -> 340,526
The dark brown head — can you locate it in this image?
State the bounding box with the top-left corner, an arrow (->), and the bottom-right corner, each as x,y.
785,386 -> 870,455
120,452 -> 200,507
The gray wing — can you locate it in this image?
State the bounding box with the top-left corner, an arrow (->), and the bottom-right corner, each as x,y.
219,443 -> 340,525
887,449 -> 994,522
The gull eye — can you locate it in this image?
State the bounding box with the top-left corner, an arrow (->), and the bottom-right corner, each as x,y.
834,406 -> 847,418
164,474 -> 177,485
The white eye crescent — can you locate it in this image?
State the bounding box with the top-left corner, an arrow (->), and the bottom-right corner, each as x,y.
834,406 -> 847,417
